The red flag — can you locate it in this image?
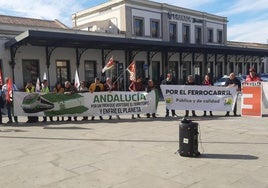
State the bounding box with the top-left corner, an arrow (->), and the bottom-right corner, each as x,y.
127,61 -> 136,81
102,56 -> 114,73
7,78 -> 12,102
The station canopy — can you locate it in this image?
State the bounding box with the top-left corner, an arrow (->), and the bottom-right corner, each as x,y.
5,29 -> 268,56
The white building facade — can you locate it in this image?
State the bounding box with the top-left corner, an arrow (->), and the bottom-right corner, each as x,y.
1,0 -> 268,91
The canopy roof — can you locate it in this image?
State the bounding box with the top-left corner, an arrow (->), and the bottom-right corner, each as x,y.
5,29 -> 268,56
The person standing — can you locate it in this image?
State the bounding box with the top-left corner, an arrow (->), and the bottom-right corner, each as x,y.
161,73 -> 178,117
64,81 -> 78,121
185,75 -> 197,117
79,81 -> 89,121
202,74 -> 213,117
25,81 -> 39,123
224,72 -> 241,116
2,77 -> 18,124
41,79 -> 53,122
129,76 -> 144,119
104,77 -> 120,120
89,77 -> 104,120
146,79 -> 158,118
53,82 -> 65,121
245,67 -> 261,82
0,85 -> 4,125
0,100 -> 2,125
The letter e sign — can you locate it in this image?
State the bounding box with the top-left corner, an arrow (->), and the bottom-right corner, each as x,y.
241,85 -> 262,117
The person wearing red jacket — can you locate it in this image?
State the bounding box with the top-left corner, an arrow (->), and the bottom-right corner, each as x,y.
245,67 -> 261,82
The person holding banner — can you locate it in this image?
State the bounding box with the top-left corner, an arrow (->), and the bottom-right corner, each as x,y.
104,77 -> 120,120
161,73 -> 178,117
225,72 -> 241,116
129,76 -> 145,119
89,77 -> 104,120
64,81 -> 78,121
53,82 -> 65,121
25,81 -> 39,123
246,67 -> 261,82
185,75 -> 197,117
202,74 -> 213,117
146,79 -> 158,118
42,79 -> 53,122
79,81 -> 89,121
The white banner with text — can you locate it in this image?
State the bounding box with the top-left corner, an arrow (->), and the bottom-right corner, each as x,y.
13,91 -> 156,116
160,85 -> 238,111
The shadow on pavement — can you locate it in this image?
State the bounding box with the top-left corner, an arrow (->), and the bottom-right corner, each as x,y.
0,129 -> 28,132
43,126 -> 93,130
200,153 -> 258,160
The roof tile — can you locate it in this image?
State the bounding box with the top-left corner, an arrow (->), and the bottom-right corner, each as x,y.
0,14 -> 68,29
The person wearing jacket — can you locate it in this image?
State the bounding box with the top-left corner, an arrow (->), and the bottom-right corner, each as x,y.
185,75 -> 197,117
161,73 -> 178,117
2,77 -> 18,124
89,77 -> 104,120
202,74 -> 213,117
25,81 -> 39,123
146,79 -> 158,118
245,67 -> 261,82
224,72 -> 241,116
41,79 -> 53,122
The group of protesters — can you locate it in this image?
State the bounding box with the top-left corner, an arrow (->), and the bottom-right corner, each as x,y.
0,66 -> 262,125
0,75 -> 158,124
161,67 -> 261,118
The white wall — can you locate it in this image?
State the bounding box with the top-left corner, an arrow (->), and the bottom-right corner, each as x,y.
132,9 -> 162,37
76,6 -> 123,30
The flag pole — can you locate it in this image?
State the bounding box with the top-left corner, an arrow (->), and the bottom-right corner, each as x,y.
112,69 -> 127,86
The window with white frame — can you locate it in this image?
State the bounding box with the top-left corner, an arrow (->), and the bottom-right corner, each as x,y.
134,17 -> 144,37
217,30 -> 223,43
208,28 -> 213,43
151,19 -> 160,38
183,24 -> 190,43
56,60 -> 70,85
195,26 -> 202,44
169,22 -> 177,42
84,60 -> 96,83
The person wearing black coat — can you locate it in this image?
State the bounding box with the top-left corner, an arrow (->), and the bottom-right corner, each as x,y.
202,74 -> 213,116
224,72 -> 241,116
185,75 -> 197,117
161,73 -> 178,117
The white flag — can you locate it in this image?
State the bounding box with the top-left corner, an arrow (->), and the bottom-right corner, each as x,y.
36,77 -> 40,92
75,70 -> 80,89
127,61 -> 136,81
102,56 -> 114,73
43,72 -> 47,80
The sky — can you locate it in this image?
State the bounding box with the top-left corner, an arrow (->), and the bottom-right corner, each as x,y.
0,0 -> 268,44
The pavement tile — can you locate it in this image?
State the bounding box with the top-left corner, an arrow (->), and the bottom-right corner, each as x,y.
0,101 -> 268,187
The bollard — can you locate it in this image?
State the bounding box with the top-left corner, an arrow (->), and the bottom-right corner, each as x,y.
178,118 -> 200,157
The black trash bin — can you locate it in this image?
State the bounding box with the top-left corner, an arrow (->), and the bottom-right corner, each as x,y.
178,118 -> 200,157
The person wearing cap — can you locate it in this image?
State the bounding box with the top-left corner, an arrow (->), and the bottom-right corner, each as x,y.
246,68 -> 261,82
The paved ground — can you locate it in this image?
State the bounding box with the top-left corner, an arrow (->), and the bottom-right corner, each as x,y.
0,100 -> 268,188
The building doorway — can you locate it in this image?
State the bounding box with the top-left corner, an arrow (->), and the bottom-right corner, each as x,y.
56,60 -> 70,85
